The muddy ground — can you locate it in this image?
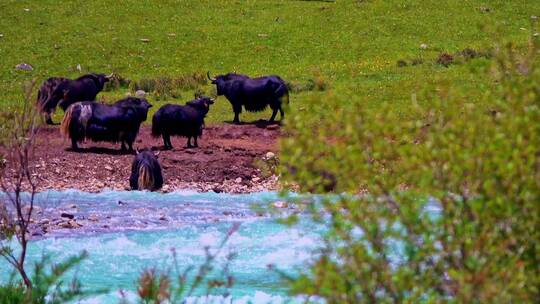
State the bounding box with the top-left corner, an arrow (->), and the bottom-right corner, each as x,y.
26,121 -> 281,193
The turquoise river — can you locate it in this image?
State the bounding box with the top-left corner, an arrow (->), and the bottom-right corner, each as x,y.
0,190 -> 322,303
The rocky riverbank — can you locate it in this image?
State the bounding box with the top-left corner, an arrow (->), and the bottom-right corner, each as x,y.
19,122 -> 281,194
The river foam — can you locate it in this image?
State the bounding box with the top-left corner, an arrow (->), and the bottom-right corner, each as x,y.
1,190 -> 319,303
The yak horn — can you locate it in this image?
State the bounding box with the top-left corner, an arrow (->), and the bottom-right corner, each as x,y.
105,72 -> 114,79
135,148 -> 139,155
154,150 -> 161,157
207,71 -> 216,81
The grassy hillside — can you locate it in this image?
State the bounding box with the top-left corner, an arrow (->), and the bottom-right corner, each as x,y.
0,0 -> 538,123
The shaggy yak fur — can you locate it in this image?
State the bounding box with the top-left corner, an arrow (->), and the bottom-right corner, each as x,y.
37,73 -> 112,124
36,77 -> 69,124
207,72 -> 289,124
151,96 -> 214,149
129,150 -> 163,191
60,97 -> 151,151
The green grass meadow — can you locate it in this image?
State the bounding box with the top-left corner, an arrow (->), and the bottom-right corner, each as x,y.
0,0 -> 538,123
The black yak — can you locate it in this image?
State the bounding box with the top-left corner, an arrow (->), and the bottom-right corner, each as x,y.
130,150 -> 163,191
60,97 -> 151,151
38,73 -> 113,124
36,77 -> 69,124
151,97 -> 214,149
207,71 -> 289,124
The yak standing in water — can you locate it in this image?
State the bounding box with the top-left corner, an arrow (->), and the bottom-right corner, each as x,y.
36,73 -> 113,124
207,72 -> 289,124
152,97 -> 214,149
60,97 -> 151,151
130,150 -> 163,191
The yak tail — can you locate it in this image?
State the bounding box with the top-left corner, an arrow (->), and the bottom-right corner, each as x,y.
60,104 -> 75,138
280,89 -> 290,105
138,164 -> 154,190
277,83 -> 289,105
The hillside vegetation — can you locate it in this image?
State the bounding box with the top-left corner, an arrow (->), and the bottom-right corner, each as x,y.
0,0 -> 538,123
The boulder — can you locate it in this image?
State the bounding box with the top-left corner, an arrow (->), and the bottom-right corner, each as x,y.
265,151 -> 275,160
135,90 -> 146,98
60,212 -> 75,219
15,63 -> 33,71
272,201 -> 288,209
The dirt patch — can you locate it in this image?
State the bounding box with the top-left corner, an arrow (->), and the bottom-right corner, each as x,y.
25,121 -> 280,193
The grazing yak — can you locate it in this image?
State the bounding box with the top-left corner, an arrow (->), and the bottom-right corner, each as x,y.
130,150 -> 163,191
152,96 -> 214,149
37,73 -> 113,124
207,71 -> 289,124
60,97 -> 152,151
36,77 -> 69,124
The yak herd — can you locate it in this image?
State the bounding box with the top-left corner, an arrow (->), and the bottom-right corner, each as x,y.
35,71 -> 289,191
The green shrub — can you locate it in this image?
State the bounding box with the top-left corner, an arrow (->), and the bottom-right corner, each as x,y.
396,59 -> 408,67
254,152 -> 279,179
0,82 -> 92,303
130,72 -> 208,100
0,253 -> 89,304
436,52 -> 454,67
133,78 -> 157,93
154,76 -> 175,100
411,57 -> 424,65
287,75 -> 329,93
0,277 -> 25,304
103,74 -> 131,91
173,72 -> 207,91
280,23 -> 539,303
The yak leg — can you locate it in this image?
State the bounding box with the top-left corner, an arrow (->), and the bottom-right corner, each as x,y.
162,135 -> 168,149
233,112 -> 241,124
122,132 -> 136,152
121,141 -> 127,151
279,106 -> 284,120
71,138 -> 79,151
193,136 -> 198,148
163,134 -> 173,150
232,104 -> 242,124
269,108 -> 278,122
127,140 -> 134,152
125,133 -> 136,152
186,137 -> 193,148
